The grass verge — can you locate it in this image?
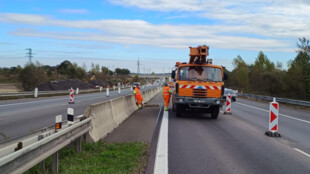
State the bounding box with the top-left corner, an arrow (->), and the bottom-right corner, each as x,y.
25,142 -> 149,174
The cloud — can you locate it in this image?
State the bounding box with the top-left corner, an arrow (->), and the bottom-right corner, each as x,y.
58,8 -> 89,14
0,11 -> 304,52
9,27 -> 289,52
109,0 -> 310,38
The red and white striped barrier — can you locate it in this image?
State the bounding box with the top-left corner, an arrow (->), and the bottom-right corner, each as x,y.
224,93 -> 232,115
265,98 -> 281,137
69,88 -> 75,104
179,85 -> 221,90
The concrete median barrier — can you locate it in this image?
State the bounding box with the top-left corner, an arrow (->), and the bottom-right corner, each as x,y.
84,101 -> 116,142
84,86 -> 161,142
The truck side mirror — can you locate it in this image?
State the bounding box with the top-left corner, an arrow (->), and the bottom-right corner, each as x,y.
171,70 -> 176,79
223,72 -> 228,81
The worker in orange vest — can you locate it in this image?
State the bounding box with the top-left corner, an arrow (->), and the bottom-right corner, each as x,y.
163,83 -> 172,111
133,84 -> 143,109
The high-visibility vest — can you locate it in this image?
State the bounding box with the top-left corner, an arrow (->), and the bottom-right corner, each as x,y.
133,88 -> 142,99
163,86 -> 171,96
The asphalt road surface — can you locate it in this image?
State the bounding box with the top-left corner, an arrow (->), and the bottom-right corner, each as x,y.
0,85 -> 158,142
154,97 -> 310,174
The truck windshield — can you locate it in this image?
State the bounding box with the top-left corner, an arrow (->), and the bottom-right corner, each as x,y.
178,66 -> 222,81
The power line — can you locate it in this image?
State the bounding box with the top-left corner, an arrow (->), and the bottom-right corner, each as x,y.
25,48 -> 33,64
137,57 -> 140,74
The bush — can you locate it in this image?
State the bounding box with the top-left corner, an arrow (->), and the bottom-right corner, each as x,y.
19,63 -> 48,91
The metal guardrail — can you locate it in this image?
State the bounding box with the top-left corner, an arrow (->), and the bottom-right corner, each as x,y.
0,86 -> 132,98
0,117 -> 91,174
238,93 -> 310,107
0,88 -> 102,97
0,84 -> 163,173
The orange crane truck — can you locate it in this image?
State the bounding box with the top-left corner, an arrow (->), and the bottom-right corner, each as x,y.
171,45 -> 227,119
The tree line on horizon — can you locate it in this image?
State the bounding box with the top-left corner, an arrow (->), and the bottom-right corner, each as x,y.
226,37 -> 310,100
0,60 -> 131,91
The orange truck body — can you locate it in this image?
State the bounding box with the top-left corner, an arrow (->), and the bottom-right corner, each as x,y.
171,45 -> 226,119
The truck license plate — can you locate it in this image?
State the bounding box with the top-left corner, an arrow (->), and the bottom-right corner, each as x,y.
194,99 -> 204,103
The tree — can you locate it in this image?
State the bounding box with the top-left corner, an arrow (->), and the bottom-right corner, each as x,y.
19,62 -> 48,91
296,37 -> 310,53
57,60 -> 73,75
115,68 -> 130,75
231,55 -> 249,89
56,60 -> 85,79
286,51 -> 310,99
101,66 -> 113,76
251,51 -> 275,91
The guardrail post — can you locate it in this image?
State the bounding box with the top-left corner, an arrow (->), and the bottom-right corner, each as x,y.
76,88 -> 79,95
100,87 -> 103,92
67,108 -> 74,125
55,115 -> 62,132
76,136 -> 82,153
34,87 -> 38,98
106,87 -> 110,97
52,152 -> 59,174
113,85 -> 115,90
118,87 -> 121,94
37,134 -> 46,173
40,160 -> 46,173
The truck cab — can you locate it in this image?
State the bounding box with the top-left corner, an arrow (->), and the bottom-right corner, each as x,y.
171,45 -> 227,119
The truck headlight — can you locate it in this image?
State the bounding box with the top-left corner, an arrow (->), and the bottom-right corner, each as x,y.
179,99 -> 183,102
216,100 -> 220,105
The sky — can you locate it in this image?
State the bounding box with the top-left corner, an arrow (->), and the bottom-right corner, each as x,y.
0,0 -> 309,73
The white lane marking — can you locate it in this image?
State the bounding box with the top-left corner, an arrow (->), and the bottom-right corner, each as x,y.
235,102 -> 310,124
154,108 -> 169,174
0,98 -> 66,107
294,148 -> 310,158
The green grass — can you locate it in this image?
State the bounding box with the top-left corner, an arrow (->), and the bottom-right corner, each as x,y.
25,142 -> 149,174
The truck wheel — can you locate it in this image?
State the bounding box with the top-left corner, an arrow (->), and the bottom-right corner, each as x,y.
211,106 -> 219,119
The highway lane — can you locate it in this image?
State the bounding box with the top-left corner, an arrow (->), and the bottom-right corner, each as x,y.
0,85 -> 157,142
157,98 -> 310,174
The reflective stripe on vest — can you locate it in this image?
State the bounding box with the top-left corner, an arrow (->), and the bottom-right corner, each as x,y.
134,88 -> 142,98
163,87 -> 170,96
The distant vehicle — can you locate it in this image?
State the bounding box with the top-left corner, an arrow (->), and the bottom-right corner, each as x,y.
223,88 -> 237,102
132,82 -> 140,90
